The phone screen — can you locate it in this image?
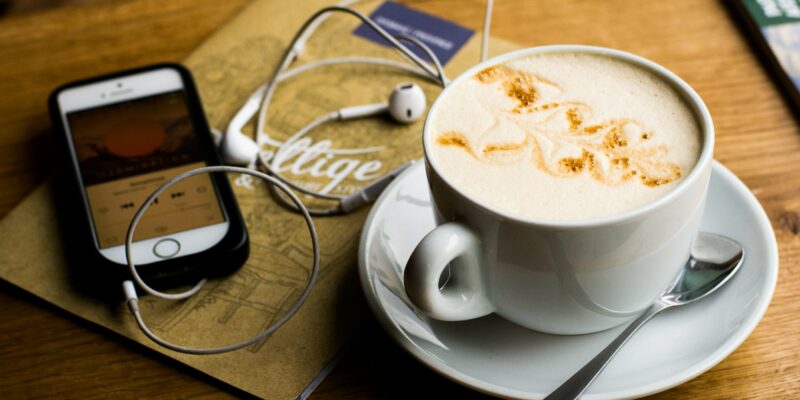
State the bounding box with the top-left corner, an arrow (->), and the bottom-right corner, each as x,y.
66,90 -> 225,249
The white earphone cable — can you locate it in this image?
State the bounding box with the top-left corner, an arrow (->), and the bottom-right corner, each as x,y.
482,0 -> 494,62
255,6 -> 445,154
293,0 -> 361,58
243,9 -> 449,215
226,56 -> 439,160
123,166 -> 319,354
124,1 -> 494,354
392,34 -> 449,86
261,112 -> 343,201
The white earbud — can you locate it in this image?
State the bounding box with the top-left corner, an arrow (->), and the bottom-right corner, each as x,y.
336,83 -> 426,123
222,129 -> 259,166
222,89 -> 263,165
388,83 -> 426,123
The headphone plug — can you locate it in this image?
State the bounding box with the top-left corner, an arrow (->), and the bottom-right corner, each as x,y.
122,280 -> 140,313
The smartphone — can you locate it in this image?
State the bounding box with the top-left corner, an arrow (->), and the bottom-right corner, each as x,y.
49,63 -> 247,284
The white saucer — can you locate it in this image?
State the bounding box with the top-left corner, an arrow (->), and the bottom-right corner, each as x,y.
358,160 -> 778,400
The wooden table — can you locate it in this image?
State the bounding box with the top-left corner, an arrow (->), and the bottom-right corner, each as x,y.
0,0 -> 798,398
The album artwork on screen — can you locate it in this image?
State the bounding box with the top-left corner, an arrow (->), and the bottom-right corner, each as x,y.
67,91 -> 224,249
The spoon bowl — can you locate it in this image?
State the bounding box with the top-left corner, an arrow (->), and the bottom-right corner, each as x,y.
663,232 -> 745,305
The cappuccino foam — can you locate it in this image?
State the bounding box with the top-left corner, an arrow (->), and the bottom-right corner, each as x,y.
429,52 -> 702,221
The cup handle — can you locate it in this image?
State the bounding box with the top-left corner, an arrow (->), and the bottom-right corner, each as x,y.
404,222 -> 493,321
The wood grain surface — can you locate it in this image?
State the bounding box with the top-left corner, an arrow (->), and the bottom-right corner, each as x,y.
0,0 -> 798,398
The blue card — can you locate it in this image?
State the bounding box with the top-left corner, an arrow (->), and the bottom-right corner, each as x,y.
353,2 -> 474,66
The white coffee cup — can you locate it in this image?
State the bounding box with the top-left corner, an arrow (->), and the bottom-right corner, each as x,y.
403,45 -> 714,335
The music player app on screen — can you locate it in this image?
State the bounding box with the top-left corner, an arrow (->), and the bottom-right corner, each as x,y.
67,90 -> 225,249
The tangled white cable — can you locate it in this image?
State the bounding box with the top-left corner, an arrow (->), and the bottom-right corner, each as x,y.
122,166 -> 319,354
122,0 -> 495,355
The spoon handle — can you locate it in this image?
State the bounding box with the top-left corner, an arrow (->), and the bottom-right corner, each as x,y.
544,302 -> 669,400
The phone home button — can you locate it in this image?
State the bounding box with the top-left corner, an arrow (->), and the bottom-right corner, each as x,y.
153,238 -> 180,258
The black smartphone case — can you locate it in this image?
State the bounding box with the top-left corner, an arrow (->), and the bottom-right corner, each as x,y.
48,63 -> 248,291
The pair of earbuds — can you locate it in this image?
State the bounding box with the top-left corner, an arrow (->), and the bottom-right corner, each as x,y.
216,4 -> 450,218
124,3 -> 459,355
221,82 -> 427,166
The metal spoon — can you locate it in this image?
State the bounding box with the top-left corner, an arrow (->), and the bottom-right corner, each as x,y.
545,232 -> 745,400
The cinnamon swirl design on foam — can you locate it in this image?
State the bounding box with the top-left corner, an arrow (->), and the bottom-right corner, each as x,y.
430,53 -> 701,220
